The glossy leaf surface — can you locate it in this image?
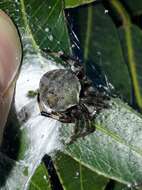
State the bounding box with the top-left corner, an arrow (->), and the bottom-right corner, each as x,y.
28,163 -> 51,190
119,25 -> 142,110
54,152 -> 108,190
68,4 -> 131,101
65,0 -> 96,8
122,0 -> 142,15
60,99 -> 142,186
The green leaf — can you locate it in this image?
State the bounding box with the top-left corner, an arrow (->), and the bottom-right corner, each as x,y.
64,0 -> 96,8
110,0 -> 142,110
113,182 -> 129,190
60,98 -> 142,186
122,0 -> 142,15
1,0 -> 71,53
54,152 -> 108,190
113,181 -> 142,190
28,163 -> 51,190
69,3 -> 131,101
119,25 -> 142,110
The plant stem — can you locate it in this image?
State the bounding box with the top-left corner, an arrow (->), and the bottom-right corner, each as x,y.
109,0 -> 142,110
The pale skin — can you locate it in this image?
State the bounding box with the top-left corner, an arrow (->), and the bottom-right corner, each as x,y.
0,10 -> 22,146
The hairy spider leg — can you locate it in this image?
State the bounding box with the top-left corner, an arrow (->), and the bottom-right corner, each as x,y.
42,48 -> 79,64
37,93 -> 60,120
68,104 -> 95,144
82,86 -> 109,116
42,49 -> 84,79
68,115 -> 95,145
79,104 -> 95,134
37,93 -> 74,123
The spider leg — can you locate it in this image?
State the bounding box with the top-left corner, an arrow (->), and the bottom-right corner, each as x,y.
42,48 -> 79,64
40,111 -> 61,120
67,119 -> 82,144
67,123 -> 92,145
42,49 -> 84,78
37,93 -> 60,120
37,93 -> 72,122
78,104 -> 95,135
67,112 -> 95,145
41,110 -> 74,123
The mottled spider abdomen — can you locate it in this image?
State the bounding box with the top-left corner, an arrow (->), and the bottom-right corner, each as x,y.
39,69 -> 81,112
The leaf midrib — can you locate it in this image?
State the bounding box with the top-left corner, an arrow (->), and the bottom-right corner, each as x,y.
95,124 -> 142,156
63,121 -> 142,184
20,0 -> 40,51
64,151 -> 128,185
84,5 -> 93,61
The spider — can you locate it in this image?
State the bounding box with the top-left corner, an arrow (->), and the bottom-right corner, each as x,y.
37,50 -> 109,144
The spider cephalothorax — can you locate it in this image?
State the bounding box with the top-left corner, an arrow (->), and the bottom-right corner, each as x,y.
38,51 -> 109,143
